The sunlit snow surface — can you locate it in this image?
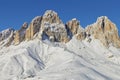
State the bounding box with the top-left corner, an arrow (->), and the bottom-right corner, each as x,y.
0,37 -> 120,80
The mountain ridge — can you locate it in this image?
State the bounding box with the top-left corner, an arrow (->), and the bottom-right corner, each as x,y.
0,10 -> 119,48
1,10 -> 120,80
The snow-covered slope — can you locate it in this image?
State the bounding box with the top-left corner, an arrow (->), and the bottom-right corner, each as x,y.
0,36 -> 120,80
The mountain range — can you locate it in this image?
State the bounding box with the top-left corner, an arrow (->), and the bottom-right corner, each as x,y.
0,10 -> 120,80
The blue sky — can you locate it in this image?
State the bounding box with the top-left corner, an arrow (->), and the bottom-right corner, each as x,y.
0,0 -> 120,31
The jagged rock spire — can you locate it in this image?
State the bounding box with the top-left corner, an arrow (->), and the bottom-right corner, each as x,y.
86,16 -> 120,47
0,10 -> 120,48
25,16 -> 42,40
40,10 -> 69,42
14,22 -> 28,45
42,10 -> 62,24
66,18 -> 85,40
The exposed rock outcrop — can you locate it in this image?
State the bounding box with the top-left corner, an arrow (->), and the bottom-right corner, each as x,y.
66,18 -> 86,40
76,32 -> 87,40
25,16 -> 42,40
66,18 -> 81,35
14,22 -> 28,45
40,10 -> 69,43
41,10 -> 62,24
86,16 -> 120,48
0,28 -> 14,41
0,10 -> 120,48
0,28 -> 14,47
42,23 -> 69,42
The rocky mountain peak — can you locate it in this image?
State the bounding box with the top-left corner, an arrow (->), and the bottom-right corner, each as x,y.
66,18 -> 86,40
97,16 -> 108,22
0,28 -> 14,47
44,10 -> 57,16
66,18 -> 83,35
42,10 -> 62,24
21,22 -> 28,29
0,11 -> 120,48
14,22 -> 28,45
25,16 -> 42,41
0,28 -> 14,41
40,10 -> 69,42
86,16 -> 120,47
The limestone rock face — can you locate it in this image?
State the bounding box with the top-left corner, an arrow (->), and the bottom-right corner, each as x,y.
86,16 -> 120,47
14,22 -> 28,45
40,10 -> 69,43
1,10 -> 120,48
25,16 -> 42,40
66,18 -> 86,40
42,10 -> 62,24
76,32 -> 87,40
66,18 -> 80,35
43,23 -> 69,42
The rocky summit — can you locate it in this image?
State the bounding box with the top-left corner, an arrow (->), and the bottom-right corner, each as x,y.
86,16 -> 120,48
0,10 -> 120,48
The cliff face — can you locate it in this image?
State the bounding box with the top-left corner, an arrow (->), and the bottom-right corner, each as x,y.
25,16 -> 42,40
66,18 -> 86,40
14,22 -> 28,45
66,18 -> 82,35
0,10 -> 120,48
86,16 -> 120,47
40,10 -> 69,43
